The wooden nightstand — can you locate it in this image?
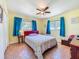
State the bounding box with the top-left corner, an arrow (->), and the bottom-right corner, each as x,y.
70,40 -> 79,59
18,35 -> 25,43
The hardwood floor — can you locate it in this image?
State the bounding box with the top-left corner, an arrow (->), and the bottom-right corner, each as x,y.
4,43 -> 71,59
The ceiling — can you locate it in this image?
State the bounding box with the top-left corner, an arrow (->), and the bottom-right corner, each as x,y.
7,0 -> 79,18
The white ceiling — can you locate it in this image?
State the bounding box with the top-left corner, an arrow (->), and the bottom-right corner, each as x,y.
7,0 -> 79,18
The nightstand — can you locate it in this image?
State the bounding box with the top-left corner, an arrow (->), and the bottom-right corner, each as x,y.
18,35 -> 24,43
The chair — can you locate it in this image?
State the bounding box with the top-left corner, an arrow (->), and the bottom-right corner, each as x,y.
61,35 -> 75,46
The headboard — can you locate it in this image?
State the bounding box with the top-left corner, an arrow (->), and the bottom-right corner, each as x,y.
24,30 -> 39,36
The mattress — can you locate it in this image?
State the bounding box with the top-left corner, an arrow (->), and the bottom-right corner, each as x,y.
25,34 -> 57,59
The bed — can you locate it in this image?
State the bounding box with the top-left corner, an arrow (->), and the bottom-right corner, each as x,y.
24,31 -> 57,59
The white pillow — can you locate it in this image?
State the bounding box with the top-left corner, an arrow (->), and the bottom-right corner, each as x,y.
29,33 -> 37,36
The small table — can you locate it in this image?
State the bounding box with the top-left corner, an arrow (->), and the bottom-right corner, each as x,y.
18,35 -> 24,43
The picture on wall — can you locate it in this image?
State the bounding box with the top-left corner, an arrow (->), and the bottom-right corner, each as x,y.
71,17 -> 79,24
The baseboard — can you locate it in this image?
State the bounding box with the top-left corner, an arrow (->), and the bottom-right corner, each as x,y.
9,41 -> 18,44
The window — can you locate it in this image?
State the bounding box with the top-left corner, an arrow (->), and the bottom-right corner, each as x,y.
21,20 -> 32,31
55,20 -> 60,29
50,20 -> 60,30
50,21 -> 55,30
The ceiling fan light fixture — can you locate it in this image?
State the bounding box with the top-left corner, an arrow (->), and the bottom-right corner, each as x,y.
36,5 -> 51,15
41,11 -> 44,14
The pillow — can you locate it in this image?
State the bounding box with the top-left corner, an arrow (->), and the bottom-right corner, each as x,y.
29,33 -> 38,36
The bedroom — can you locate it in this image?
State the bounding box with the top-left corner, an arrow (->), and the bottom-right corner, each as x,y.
0,0 -> 79,59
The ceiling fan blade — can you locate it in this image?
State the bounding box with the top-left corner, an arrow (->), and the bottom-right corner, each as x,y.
36,12 -> 41,15
45,11 -> 51,13
44,6 -> 49,11
36,8 -> 41,11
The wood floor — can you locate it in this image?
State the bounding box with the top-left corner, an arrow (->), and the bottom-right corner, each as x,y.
4,43 -> 71,59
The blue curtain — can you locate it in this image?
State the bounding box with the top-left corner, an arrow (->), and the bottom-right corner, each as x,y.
13,17 -> 22,36
46,20 -> 51,34
32,20 -> 37,31
60,17 -> 65,37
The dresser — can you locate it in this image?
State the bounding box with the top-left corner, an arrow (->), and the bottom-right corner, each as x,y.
70,40 -> 79,59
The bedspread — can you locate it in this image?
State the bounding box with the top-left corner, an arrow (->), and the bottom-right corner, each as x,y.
25,34 -> 57,59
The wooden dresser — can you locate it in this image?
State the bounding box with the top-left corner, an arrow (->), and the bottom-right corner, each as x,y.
70,40 -> 79,59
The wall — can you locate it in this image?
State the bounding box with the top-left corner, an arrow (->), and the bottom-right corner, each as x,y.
37,19 -> 44,34
42,8 -> 79,42
59,8 -> 79,36
8,11 -> 44,43
0,0 -> 8,59
52,8 -> 79,41
37,19 -> 47,34
8,11 -> 28,43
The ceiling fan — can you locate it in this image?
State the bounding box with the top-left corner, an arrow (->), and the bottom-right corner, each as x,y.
36,6 -> 51,15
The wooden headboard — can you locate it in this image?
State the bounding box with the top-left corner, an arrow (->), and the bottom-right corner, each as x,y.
24,30 -> 39,36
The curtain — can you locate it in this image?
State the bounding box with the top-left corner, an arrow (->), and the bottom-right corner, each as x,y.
46,20 -> 51,34
60,17 -> 65,37
32,20 -> 37,31
13,17 -> 22,36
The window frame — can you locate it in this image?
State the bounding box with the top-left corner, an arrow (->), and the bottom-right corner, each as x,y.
21,20 -> 32,31
50,20 -> 60,30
